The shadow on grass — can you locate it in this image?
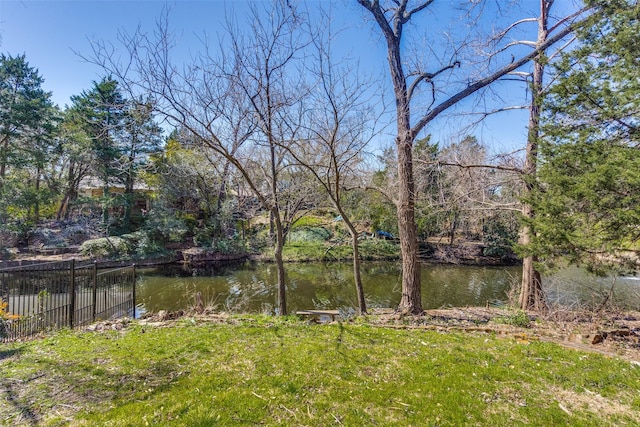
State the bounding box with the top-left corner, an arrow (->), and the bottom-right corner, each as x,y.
4,382 -> 40,426
1,344 -> 186,426
1,368 -> 44,426
0,347 -> 23,361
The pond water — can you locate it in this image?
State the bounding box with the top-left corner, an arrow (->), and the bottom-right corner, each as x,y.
135,261 -> 640,314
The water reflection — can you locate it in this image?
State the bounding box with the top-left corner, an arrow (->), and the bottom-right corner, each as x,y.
136,262 -> 640,314
136,262 -> 521,314
546,268 -> 640,310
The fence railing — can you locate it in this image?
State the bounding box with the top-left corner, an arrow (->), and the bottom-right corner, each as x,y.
0,260 -> 136,342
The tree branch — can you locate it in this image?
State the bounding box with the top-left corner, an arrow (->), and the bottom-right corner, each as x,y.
434,160 -> 524,175
402,0 -> 435,24
407,61 -> 460,102
411,9 -> 595,139
492,17 -> 538,42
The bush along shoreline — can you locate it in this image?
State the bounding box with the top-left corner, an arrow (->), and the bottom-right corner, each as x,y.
4,232 -> 520,269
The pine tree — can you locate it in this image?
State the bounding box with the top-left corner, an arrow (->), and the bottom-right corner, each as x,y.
0,54 -> 58,223
70,77 -> 127,227
530,0 -> 640,274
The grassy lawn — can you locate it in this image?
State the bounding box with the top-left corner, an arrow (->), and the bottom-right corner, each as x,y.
1,316 -> 639,426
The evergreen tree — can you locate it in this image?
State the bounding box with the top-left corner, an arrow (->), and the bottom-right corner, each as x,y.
530,0 -> 640,274
56,107 -> 93,220
0,54 -> 58,223
117,99 -> 162,232
70,77 -> 127,227
68,81 -> 162,231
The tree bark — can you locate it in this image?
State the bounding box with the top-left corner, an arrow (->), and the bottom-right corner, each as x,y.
338,206 -> 367,315
396,137 -> 423,314
57,161 -> 87,220
519,222 -> 545,311
57,162 -> 76,221
351,237 -> 367,315
449,211 -> 459,246
357,0 -> 424,315
519,0 -> 550,312
272,206 -> 287,316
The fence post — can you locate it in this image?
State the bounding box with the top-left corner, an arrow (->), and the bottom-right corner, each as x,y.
69,259 -> 76,328
132,263 -> 136,319
1,269 -> 6,310
1,269 -> 7,323
92,261 -> 98,321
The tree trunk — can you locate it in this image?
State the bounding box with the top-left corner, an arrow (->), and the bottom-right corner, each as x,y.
351,237 -> 367,315
520,157 -> 546,311
339,207 -> 367,315
396,136 -> 423,315
519,0 -> 549,312
57,162 -> 84,221
269,210 -> 275,243
123,163 -> 134,233
449,211 -> 459,246
378,12 -> 423,316
272,207 -> 287,316
57,164 -> 74,221
217,160 -> 231,212
520,182 -> 545,311
519,221 -> 545,311
57,195 -> 70,221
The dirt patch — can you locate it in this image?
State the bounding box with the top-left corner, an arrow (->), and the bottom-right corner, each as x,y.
528,309 -> 640,362
359,307 -> 640,362
551,386 -> 640,423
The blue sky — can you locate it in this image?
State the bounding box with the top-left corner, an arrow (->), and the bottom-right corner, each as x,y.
0,1 -> 261,107
0,0 -> 566,154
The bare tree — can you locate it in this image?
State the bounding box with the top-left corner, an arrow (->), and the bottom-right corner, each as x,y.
285,18 -> 379,314
357,0 -> 591,314
88,1 -> 310,315
438,136 -> 490,243
413,134 -> 521,248
221,2 -> 313,315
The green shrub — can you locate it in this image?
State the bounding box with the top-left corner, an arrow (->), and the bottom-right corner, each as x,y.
179,213 -> 199,233
494,310 -> 531,328
248,226 -> 270,252
213,236 -> 246,254
79,237 -> 130,258
281,239 -> 401,262
482,215 -> 519,258
121,232 -> 165,257
358,239 -> 401,259
141,209 -> 189,243
283,241 -> 350,261
291,216 -> 325,229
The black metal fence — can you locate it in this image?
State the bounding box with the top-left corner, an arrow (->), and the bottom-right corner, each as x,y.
0,260 -> 136,342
